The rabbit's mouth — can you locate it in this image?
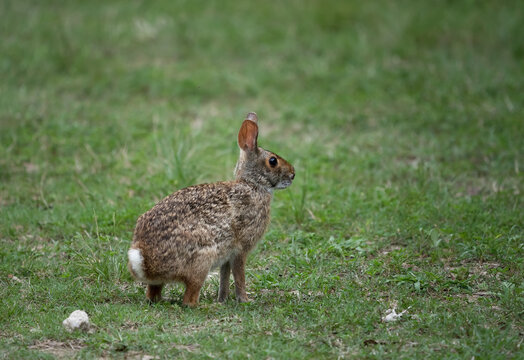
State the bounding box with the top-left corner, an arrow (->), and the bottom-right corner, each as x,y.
276,179 -> 293,189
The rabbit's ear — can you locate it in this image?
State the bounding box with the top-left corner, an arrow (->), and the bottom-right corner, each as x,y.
245,112 -> 258,124
238,117 -> 258,152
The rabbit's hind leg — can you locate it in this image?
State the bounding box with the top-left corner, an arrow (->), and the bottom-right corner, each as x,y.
146,284 -> 163,303
182,273 -> 207,307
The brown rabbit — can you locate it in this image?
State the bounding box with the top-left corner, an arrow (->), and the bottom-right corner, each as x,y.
128,112 -> 295,306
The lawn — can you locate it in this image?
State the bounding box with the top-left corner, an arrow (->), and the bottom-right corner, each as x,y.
1,0 -> 523,358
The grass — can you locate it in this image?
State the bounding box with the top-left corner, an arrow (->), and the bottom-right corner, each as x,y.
1,0 -> 523,358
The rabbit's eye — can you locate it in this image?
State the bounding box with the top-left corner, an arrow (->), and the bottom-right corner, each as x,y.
269,156 -> 278,167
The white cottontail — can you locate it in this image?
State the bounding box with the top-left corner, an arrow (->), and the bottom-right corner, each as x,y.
128,112 -> 295,306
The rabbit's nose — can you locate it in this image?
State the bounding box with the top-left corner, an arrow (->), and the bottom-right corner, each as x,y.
290,173 -> 295,180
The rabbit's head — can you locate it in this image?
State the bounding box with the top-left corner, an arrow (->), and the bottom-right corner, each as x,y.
234,112 -> 295,191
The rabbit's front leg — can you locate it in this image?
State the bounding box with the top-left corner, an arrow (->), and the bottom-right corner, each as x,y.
218,261 -> 231,302
232,253 -> 249,302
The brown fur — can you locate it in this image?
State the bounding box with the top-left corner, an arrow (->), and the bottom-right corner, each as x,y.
128,112 -> 295,306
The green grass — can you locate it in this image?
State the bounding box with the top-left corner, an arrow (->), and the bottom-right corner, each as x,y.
1,0 -> 523,358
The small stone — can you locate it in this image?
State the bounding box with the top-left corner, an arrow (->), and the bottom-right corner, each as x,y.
8,274 -> 23,283
62,310 -> 90,332
382,308 -> 408,323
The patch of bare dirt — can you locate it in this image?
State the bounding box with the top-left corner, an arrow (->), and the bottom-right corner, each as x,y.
98,351 -> 159,360
445,261 -> 503,278
29,339 -> 85,358
171,344 -> 200,353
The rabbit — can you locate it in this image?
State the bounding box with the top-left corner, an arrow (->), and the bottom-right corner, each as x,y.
128,112 -> 295,306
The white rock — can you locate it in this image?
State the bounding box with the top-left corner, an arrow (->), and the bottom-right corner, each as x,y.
62,310 -> 90,332
382,308 -> 407,322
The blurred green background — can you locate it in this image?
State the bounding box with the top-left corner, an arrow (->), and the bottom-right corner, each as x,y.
1,1 -> 523,358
